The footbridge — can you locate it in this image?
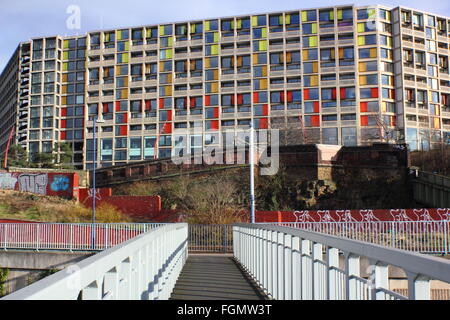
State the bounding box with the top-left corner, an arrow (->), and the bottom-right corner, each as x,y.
1,221 -> 450,300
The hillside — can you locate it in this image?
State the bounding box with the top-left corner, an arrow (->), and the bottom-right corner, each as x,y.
0,190 -> 130,223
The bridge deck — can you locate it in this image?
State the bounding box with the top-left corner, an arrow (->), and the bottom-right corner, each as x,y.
171,254 -> 266,300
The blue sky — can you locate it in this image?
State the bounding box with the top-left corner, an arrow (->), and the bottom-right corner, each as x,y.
1,0 -> 450,71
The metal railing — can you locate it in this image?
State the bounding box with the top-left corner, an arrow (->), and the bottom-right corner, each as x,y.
0,223 -> 165,251
265,221 -> 450,254
188,224 -> 233,253
234,224 -> 450,300
2,223 -> 188,300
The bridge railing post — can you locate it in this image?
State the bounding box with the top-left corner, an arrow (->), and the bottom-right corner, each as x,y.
345,253 -> 360,300
327,247 -> 340,300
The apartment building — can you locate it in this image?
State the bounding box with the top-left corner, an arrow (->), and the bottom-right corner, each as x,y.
0,4 -> 449,170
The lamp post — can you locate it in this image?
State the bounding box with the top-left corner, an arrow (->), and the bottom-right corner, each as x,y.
92,114 -> 105,249
249,123 -> 255,224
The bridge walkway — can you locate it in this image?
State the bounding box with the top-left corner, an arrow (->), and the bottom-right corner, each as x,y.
170,254 -> 266,300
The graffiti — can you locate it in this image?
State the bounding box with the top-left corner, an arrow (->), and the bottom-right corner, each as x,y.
359,210 -> 381,222
293,210 -> 315,223
0,171 -> 77,199
50,175 -> 70,192
258,208 -> 450,222
18,174 -> 48,195
0,173 -> 18,190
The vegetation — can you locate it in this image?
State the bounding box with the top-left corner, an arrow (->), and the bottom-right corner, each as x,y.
1,142 -> 74,169
0,190 -> 130,223
410,144 -> 450,177
0,268 -> 9,297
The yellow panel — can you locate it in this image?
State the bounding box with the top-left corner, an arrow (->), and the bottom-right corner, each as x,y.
359,62 -> 366,72
260,78 -> 268,89
62,96 -> 67,105
370,48 -> 377,58
211,82 -> 218,92
310,75 -> 318,86
359,75 -> 367,85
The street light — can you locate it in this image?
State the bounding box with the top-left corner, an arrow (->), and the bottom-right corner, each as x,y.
249,123 -> 255,224
92,114 -> 105,249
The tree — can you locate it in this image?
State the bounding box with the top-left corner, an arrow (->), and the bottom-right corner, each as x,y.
3,144 -> 29,168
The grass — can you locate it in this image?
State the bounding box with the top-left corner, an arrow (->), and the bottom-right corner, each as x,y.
0,190 -> 131,223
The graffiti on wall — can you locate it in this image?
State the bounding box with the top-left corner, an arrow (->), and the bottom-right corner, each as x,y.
0,173 -> 18,190
0,171 -> 78,199
18,173 -> 48,195
256,208 -> 450,223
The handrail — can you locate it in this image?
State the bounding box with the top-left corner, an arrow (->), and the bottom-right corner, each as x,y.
1,223 -> 188,300
0,223 -> 165,251
233,223 -> 450,300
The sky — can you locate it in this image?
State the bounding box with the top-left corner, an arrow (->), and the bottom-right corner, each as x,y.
1,0 -> 450,71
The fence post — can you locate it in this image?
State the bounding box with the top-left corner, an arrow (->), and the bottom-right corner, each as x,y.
70,224 -> 73,252
36,224 -> 40,252
223,226 -> 227,253
445,219 -> 448,255
391,221 -> 395,249
105,225 -> 109,250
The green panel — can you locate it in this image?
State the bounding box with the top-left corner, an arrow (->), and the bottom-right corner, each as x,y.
159,26 -> 165,36
168,37 -> 173,47
337,9 -> 343,20
166,49 -> 173,59
236,19 -> 242,29
309,36 -> 317,47
301,11 -> 307,22
205,21 -> 210,31
311,23 -> 317,33
211,45 -> 219,55
252,16 -> 258,27
286,14 -> 291,25
213,32 -> 219,43
358,36 -> 365,45
329,11 -> 334,20
122,53 -> 129,63
117,30 -> 123,40
259,40 -> 267,51
190,24 -> 196,33
125,41 -> 130,51
357,23 -> 365,33
261,28 -> 267,38
63,51 -> 69,60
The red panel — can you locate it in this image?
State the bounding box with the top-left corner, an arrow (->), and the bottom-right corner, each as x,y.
371,88 -> 379,98
303,89 -> 310,100
360,102 -> 368,112
391,116 -> 396,126
287,91 -> 293,102
119,125 -> 128,136
159,98 -> 164,109
115,101 -> 121,112
213,107 -> 219,118
253,92 -> 259,103
237,94 -> 243,106
260,118 -> 268,129
190,97 -> 196,107
123,113 -> 128,123
311,115 -> 320,127
145,100 -> 151,111
361,115 -> 369,126
103,103 -> 108,113
167,110 -> 173,121
314,101 -> 320,113
205,95 -> 211,106
61,108 -> 67,117
280,91 -> 285,103
262,104 -> 269,116
163,122 -> 172,134
332,88 -> 337,100
211,120 -> 219,130
60,120 -> 66,129
231,95 -> 235,105
340,88 -> 346,99
60,131 -> 66,140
